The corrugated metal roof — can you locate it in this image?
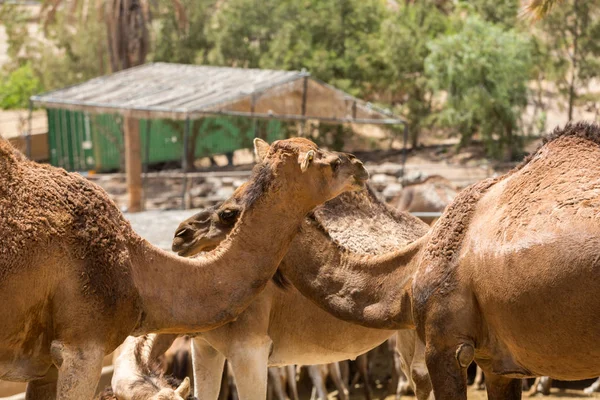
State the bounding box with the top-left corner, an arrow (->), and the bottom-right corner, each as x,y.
31,63 -> 403,124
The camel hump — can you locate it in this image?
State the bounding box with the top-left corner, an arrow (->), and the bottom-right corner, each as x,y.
0,145 -> 138,308
312,186 -> 429,254
518,122 -> 600,170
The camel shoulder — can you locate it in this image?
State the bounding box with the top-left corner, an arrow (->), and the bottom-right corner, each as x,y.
412,177 -> 500,312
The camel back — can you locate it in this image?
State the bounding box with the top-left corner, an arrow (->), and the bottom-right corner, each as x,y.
0,140 -> 138,308
312,186 -> 429,255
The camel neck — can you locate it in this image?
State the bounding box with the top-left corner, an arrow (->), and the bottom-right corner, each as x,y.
130,189 -> 313,334
280,220 -> 428,330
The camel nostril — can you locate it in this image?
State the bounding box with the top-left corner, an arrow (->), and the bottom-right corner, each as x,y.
174,228 -> 190,238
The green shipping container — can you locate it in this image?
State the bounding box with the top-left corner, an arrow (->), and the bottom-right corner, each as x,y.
47,109 -> 288,172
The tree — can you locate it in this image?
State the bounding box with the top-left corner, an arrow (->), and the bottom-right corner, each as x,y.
154,0 -> 217,64
425,16 -> 533,160
457,0 -> 520,27
0,63 -> 42,109
536,0 -> 600,121
525,0 -> 563,18
37,0 -> 187,73
365,1 -> 450,148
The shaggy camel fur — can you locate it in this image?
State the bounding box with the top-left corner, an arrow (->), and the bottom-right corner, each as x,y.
276,122 -> 600,400
169,186 -> 431,400
392,175 -> 457,224
0,137 -> 367,400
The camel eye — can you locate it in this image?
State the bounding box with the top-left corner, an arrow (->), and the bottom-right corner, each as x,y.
332,158 -> 342,172
219,209 -> 238,223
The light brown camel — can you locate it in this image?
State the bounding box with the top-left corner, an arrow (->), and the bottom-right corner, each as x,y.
274,122 -> 600,400
391,175 -> 457,224
171,186 -> 433,400
112,182 -> 429,400
0,137 -> 367,400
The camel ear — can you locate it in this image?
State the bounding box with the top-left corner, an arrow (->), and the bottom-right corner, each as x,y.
299,150 -> 315,173
253,138 -> 270,162
175,376 -> 191,397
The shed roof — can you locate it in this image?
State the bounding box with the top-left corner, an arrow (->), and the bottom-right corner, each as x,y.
31,63 -> 402,124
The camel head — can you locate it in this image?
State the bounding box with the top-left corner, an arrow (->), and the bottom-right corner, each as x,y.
172,201 -> 240,257
250,138 -> 369,208
173,201 -> 238,257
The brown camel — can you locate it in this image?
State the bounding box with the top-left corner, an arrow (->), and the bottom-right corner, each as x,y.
170,186 -> 422,400
391,175 -> 457,225
272,122 -> 600,400
112,183 -> 430,400
0,137 -> 367,400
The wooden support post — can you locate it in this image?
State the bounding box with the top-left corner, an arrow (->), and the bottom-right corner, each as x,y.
124,115 -> 143,212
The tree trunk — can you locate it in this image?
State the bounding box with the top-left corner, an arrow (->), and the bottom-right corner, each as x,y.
105,0 -> 149,72
568,0 -> 580,121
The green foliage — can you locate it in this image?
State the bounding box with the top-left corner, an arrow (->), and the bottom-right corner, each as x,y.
0,63 -> 42,109
425,16 -> 533,159
5,0 -> 599,160
367,2 -> 450,147
0,4 -> 29,67
457,0 -> 520,27
153,0 -> 216,64
535,0 -> 600,120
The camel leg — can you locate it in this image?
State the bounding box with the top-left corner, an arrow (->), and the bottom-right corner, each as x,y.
474,366 -> 485,390
191,337 -> 226,400
410,337 -> 433,400
328,362 -> 349,400
584,377 -> 600,394
424,345 -> 468,400
285,365 -> 300,400
268,368 -> 287,400
26,365 -> 58,400
218,363 -> 230,400
228,339 -> 272,400
485,372 -> 521,400
307,365 -> 328,400
52,341 -> 105,400
354,354 -> 372,400
540,377 -> 552,395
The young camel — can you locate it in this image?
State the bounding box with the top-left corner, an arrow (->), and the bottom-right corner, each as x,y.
169,184 -> 431,400
275,122 -> 600,400
0,137 -> 367,400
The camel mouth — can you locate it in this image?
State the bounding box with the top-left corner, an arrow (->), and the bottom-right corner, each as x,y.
176,243 -> 218,257
351,171 -> 369,189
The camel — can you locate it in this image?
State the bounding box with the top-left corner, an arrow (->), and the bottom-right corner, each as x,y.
103,335 -> 195,400
0,137 -> 367,400
391,175 -> 457,224
171,185 -> 426,400
111,182 -> 430,400
271,122 -> 600,400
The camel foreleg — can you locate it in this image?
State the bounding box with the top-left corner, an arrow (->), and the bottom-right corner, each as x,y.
307,365 -> 328,400
328,362 -> 349,400
51,341 -> 105,400
191,337 -> 226,400
227,338 -> 272,400
26,365 -> 58,400
285,365 -> 299,400
424,343 -> 470,400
